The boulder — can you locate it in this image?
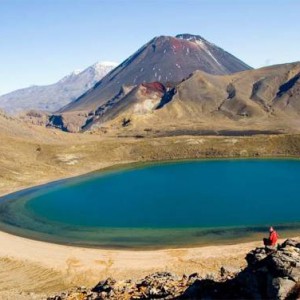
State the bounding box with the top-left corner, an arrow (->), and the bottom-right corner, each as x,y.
237,239 -> 300,299
220,265 -> 241,278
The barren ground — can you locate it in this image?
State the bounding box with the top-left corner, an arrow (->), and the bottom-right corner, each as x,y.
1,116 -> 300,299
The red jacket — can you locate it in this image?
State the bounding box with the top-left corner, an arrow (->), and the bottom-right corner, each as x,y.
269,230 -> 278,246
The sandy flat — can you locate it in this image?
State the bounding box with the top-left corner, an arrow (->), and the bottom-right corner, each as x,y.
0,228 -> 287,299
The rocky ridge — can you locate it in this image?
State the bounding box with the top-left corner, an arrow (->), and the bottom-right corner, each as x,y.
48,239 -> 300,300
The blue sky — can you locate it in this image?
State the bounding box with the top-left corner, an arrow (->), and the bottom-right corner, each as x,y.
0,0 -> 299,95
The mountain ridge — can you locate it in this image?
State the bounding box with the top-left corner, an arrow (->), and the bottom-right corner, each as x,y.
97,61 -> 300,131
53,33 -> 252,131
61,34 -> 251,114
49,61 -> 300,134
0,61 -> 118,114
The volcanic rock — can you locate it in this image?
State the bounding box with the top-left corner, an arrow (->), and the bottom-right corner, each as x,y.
48,239 -> 300,300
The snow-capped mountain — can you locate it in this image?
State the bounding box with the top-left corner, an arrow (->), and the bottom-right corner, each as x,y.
0,61 -> 118,114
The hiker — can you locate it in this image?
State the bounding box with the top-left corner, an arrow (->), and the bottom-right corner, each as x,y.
263,226 -> 278,247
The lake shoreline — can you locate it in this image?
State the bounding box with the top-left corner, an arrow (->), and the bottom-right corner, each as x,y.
0,228 -> 298,299
1,158 -> 300,250
2,154 -> 300,199
1,132 -> 300,298
0,214 -> 300,251
1,228 -> 296,299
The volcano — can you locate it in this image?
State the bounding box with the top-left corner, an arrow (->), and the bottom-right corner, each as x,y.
53,34 -> 251,131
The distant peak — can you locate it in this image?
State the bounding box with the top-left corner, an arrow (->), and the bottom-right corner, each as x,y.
68,69 -> 82,76
59,69 -> 82,82
148,35 -> 171,44
92,61 -> 118,68
176,33 -> 207,42
148,34 -> 209,47
72,69 -> 82,75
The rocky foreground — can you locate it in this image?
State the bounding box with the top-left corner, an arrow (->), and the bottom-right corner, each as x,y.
48,239 -> 300,300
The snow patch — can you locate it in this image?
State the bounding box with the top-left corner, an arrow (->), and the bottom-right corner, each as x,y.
195,40 -> 221,66
96,61 -> 118,67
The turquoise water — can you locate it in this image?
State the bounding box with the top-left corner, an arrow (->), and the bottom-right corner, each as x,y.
0,159 -> 300,248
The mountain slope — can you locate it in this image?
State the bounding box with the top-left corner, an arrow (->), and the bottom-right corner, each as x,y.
0,62 -> 117,114
60,34 -> 251,115
87,61 -> 300,134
